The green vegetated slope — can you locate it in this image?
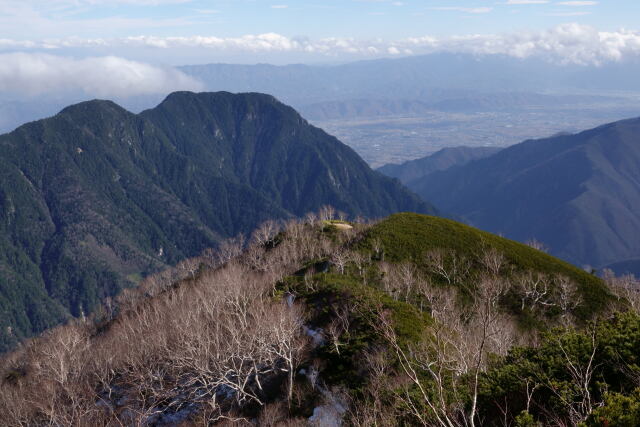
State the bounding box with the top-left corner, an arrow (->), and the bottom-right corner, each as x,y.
362,213 -> 611,319
0,91 -> 437,352
286,214 -> 628,426
366,213 -> 602,282
409,117 -> 640,272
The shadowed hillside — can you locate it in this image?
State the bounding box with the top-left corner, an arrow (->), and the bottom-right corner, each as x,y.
378,146 -> 502,184
409,117 -> 640,272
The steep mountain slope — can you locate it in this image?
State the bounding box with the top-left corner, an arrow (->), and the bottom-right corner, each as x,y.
2,213 -> 628,426
409,117 -> 640,270
0,91 -> 437,351
378,146 -> 502,184
140,92 -> 433,218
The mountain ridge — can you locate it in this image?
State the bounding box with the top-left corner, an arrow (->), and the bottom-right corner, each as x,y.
0,91 -> 437,351
2,212 -> 632,426
377,145 -> 502,184
408,116 -> 640,271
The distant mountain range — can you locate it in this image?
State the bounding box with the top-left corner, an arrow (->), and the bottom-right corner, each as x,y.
2,52 -> 640,134
180,54 -> 640,106
391,118 -> 640,274
0,91 -> 436,351
378,146 -> 502,184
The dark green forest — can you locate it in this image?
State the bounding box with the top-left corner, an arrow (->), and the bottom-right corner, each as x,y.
0,92 -> 436,351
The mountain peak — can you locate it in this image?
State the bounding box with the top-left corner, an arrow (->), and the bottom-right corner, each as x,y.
0,91 -> 437,351
158,90 -> 282,109
59,99 -> 130,117
149,91 -> 304,129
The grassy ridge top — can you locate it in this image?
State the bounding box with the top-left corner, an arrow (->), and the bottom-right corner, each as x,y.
362,213 -> 612,317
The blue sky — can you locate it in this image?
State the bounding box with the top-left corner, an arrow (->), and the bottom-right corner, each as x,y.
1,0 -> 639,98
2,0 -> 637,42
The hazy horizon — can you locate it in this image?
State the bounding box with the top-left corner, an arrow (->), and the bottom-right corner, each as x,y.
1,0 -> 640,99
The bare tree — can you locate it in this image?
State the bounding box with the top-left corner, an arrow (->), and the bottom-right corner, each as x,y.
326,303 -> 353,356
0,221 -> 321,425
380,262 -> 419,302
178,256 -> 201,279
420,283 -> 457,321
603,269 -> 640,312
555,275 -> 582,325
466,275 -> 510,424
516,272 -> 554,312
424,249 -> 470,286
243,243 -> 265,271
319,205 -> 336,222
251,219 -> 280,247
525,238 -> 548,253
215,234 -> 246,265
537,325 -> 602,426
377,274 -> 511,427
350,251 -> 369,279
304,211 -> 319,227
479,247 -> 506,276
371,237 -> 384,261
331,249 -> 350,274
266,303 -> 306,405
397,262 -> 418,302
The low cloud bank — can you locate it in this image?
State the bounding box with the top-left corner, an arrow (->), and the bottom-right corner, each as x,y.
1,24 -> 640,65
0,53 -> 203,97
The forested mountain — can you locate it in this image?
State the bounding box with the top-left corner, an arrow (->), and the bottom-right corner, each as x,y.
3,212 -> 637,426
408,117 -> 640,272
0,91 -> 436,351
378,146 -> 502,184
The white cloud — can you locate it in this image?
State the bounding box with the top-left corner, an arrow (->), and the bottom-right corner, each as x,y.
270,5 -> 288,9
1,24 -> 639,66
0,53 -> 203,97
430,23 -> 640,65
122,33 -> 304,52
505,0 -> 549,4
193,9 -> 220,15
431,7 -> 493,14
546,11 -> 591,16
556,1 -> 598,5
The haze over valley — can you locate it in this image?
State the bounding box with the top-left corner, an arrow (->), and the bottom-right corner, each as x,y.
3,54 -> 640,166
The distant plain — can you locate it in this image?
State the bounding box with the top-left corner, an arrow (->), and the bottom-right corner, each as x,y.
308,96 -> 640,167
